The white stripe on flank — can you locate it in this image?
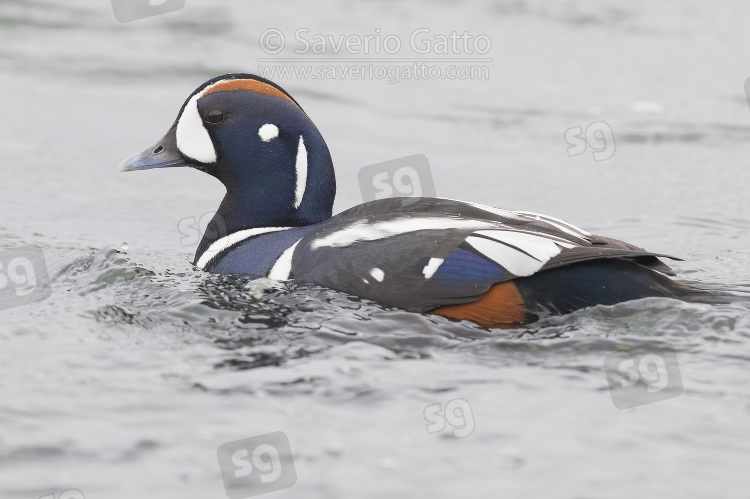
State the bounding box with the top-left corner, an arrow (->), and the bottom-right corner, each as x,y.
267,238 -> 302,281
466,230 -> 568,277
422,258 -> 444,279
556,240 -> 578,249
513,211 -> 592,236
463,202 -> 524,220
465,229 -> 568,276
195,227 -> 290,270
294,136 -> 307,209
436,198 -> 523,220
310,218 -> 497,249
478,227 -> 578,248
466,235 -> 548,277
473,230 -> 564,263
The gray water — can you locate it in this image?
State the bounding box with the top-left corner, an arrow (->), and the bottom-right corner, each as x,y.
2,1 -> 750,498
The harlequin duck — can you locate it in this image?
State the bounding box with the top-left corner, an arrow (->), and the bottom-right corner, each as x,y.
119,73 -> 723,328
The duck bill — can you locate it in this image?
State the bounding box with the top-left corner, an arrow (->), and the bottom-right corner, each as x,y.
119,127 -> 189,172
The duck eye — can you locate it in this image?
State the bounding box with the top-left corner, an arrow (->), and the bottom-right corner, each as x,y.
205,110 -> 226,124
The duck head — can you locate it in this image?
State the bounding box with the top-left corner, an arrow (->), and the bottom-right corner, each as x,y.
119,74 -> 336,257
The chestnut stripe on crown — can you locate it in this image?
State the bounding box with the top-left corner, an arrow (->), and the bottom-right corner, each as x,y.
201,79 -> 299,107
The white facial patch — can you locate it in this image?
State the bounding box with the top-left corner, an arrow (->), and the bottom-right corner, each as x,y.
294,136 -> 308,209
175,91 -> 218,164
258,123 -> 279,142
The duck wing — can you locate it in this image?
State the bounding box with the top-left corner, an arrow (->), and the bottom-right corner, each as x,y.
284,197 -> 679,312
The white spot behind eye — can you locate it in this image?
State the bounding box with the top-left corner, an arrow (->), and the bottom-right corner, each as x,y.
258,123 -> 280,142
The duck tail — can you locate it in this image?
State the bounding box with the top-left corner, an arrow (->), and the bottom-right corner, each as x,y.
678,285 -> 750,306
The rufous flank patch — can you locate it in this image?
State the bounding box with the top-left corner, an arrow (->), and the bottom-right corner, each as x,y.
432,281 -> 527,328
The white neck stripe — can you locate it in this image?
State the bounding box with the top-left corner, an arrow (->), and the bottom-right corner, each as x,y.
294,136 -> 307,209
195,226 -> 291,270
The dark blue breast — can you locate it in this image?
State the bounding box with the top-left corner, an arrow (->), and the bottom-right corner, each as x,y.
207,226 -> 318,275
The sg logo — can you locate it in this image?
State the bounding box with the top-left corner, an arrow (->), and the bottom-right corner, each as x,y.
111,0 -> 186,23
564,121 -> 616,161
177,211 -> 228,248
424,398 -> 476,439
217,431 -> 297,498
0,245 -> 51,312
603,342 -> 683,409
358,154 -> 437,202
